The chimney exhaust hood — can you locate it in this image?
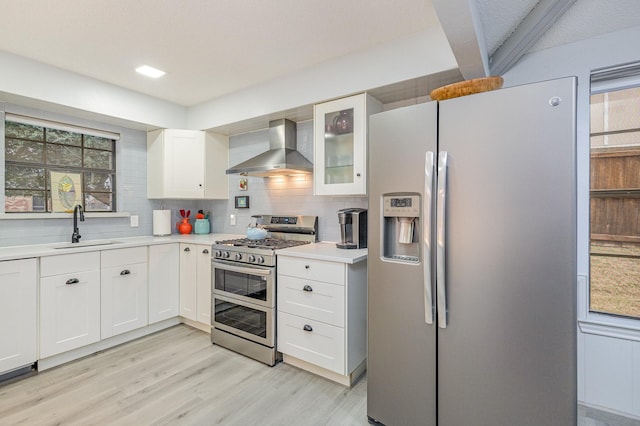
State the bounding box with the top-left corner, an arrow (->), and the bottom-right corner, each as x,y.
225,119 -> 313,177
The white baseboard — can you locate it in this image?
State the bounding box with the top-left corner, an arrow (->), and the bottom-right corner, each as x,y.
38,318 -> 181,371
283,354 -> 366,387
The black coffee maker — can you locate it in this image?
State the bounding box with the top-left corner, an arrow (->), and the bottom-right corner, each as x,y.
337,208 -> 367,249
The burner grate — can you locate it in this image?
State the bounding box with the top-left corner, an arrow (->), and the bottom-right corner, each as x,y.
215,238 -> 310,250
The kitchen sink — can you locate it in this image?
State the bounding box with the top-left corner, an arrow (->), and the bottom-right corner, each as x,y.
52,240 -> 124,250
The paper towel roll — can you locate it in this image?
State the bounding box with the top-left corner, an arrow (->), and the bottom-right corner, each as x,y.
153,210 -> 172,236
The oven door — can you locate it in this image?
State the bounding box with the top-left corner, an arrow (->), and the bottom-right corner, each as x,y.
211,259 -> 275,308
212,293 -> 274,347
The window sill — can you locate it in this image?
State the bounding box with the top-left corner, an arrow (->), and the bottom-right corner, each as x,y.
579,317 -> 640,342
577,274 -> 640,342
0,212 -> 131,220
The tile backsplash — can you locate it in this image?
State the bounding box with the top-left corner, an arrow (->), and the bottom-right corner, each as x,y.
200,120 -> 367,243
0,109 -> 365,247
0,105 -> 199,247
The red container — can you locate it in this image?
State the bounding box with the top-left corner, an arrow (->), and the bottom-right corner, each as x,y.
178,218 -> 192,234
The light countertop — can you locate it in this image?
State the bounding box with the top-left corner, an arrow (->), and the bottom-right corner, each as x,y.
0,233 -> 244,262
278,241 -> 367,264
0,235 -> 367,264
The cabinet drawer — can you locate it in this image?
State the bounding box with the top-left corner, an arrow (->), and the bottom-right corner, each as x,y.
277,275 -> 344,327
277,311 -> 345,374
277,257 -> 344,285
40,251 -> 100,277
101,246 -> 147,268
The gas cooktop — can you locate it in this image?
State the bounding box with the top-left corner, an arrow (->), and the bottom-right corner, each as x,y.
212,238 -> 310,266
212,215 -> 317,266
214,237 -> 310,250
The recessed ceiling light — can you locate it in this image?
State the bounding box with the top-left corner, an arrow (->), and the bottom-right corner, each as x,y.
135,65 -> 165,78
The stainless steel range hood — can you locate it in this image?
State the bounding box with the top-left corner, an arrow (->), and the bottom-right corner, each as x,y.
226,119 -> 313,177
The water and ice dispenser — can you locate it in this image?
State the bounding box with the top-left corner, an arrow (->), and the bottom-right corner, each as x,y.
382,194 -> 420,263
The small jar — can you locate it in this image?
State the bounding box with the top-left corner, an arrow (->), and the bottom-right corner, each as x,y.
194,219 -> 210,234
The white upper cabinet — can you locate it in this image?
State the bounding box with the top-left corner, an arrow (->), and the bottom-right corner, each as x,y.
314,93 -> 382,196
147,129 -> 229,199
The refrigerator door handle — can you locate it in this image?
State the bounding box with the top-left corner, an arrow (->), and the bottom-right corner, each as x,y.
436,151 -> 448,328
423,151 -> 435,324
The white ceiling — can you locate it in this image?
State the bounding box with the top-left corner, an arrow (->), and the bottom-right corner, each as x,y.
0,0 -> 440,107
0,0 -> 638,112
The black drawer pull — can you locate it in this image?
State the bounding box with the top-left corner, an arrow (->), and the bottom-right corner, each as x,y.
120,269 -> 131,276
304,264 -> 310,269
303,324 -> 313,332
184,247 -> 190,252
303,285 -> 313,292
65,278 -> 80,285
202,249 -> 209,254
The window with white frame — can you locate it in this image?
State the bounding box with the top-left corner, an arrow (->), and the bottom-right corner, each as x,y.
4,114 -> 118,213
590,63 -> 640,319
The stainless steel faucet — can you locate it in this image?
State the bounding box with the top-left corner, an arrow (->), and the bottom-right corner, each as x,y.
72,204 -> 85,243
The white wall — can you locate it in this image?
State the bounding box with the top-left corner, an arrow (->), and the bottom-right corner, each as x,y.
0,31 -> 449,246
188,28 -> 456,130
0,108 -> 366,247
505,25 -> 640,418
0,50 -> 187,130
0,29 -> 456,134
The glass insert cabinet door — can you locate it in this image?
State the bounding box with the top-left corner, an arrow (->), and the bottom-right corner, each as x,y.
314,93 -> 381,196
323,107 -> 355,186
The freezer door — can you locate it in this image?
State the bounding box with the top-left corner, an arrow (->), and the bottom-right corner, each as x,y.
367,102 -> 438,426
437,77 -> 577,426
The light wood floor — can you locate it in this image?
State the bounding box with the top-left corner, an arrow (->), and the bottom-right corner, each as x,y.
0,325 -> 368,425
1,325 -> 636,426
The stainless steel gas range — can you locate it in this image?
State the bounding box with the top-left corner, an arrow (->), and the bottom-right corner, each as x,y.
210,215 -> 318,366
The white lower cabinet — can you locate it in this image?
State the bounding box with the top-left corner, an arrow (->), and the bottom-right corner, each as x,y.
179,243 -> 212,329
40,252 -> 101,358
196,245 -> 212,325
148,244 -> 180,324
100,247 -> 148,339
179,244 -> 197,321
277,256 -> 367,385
0,258 -> 37,375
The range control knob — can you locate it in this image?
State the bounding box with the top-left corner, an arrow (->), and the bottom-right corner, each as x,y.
214,250 -> 222,258
235,253 -> 242,261
256,256 -> 265,264
248,254 -> 256,263
222,251 -> 230,259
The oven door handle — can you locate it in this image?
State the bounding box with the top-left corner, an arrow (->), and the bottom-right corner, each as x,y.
211,260 -> 273,277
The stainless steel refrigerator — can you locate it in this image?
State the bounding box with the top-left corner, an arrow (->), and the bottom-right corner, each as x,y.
367,77 -> 577,425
